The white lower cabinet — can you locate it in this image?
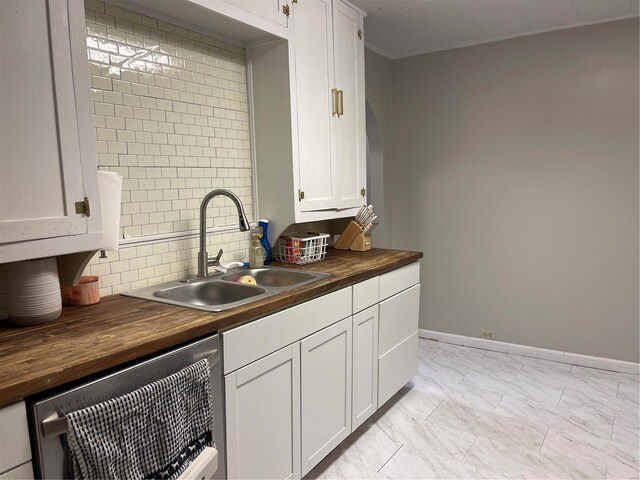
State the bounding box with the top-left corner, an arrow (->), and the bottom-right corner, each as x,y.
0,463 -> 33,480
351,305 -> 378,430
377,284 -> 421,407
0,402 -> 31,477
300,318 -> 352,476
225,344 -> 301,480
378,332 -> 419,406
223,263 -> 421,478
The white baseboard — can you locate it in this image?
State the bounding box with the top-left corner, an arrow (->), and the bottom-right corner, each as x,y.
419,329 -> 639,375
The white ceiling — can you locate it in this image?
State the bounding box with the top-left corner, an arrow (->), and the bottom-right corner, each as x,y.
349,0 -> 639,59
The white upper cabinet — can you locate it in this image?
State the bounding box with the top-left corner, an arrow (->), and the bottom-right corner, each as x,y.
292,0 -> 365,213
292,0 -> 337,212
333,0 -> 366,209
223,0 -> 289,27
0,0 -> 102,263
248,0 -> 366,242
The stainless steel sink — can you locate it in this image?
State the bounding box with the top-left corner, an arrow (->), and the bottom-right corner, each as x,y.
155,281 -> 265,306
122,267 -> 332,312
222,268 -> 326,288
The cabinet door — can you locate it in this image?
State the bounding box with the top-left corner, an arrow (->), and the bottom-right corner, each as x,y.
292,0 -> 338,212
0,0 -> 88,243
0,402 -> 31,475
333,0 -> 366,209
0,463 -> 33,480
352,305 -> 378,430
300,317 -> 352,476
225,344 -> 301,479
223,0 -> 288,27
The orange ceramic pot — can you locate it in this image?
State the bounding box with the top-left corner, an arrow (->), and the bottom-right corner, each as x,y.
69,276 -> 100,306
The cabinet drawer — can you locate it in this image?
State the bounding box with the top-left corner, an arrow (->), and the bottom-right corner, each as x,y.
378,332 -> 418,407
0,403 -> 30,474
223,287 -> 352,374
352,276 -> 379,313
379,262 -> 420,301
378,284 -> 420,356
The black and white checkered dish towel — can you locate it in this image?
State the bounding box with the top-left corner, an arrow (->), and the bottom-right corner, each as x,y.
65,359 -> 213,480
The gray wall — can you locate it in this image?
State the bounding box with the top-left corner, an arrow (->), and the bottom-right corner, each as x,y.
388,19 -> 639,362
364,48 -> 393,248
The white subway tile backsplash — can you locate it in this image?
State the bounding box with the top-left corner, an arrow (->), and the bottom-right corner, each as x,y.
80,0 -> 253,297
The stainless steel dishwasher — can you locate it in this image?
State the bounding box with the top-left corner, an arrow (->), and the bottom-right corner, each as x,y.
28,334 -> 226,479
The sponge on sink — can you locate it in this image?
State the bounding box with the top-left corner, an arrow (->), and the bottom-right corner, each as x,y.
237,275 -> 257,285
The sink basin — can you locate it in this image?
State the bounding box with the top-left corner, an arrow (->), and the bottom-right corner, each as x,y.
222,268 -> 329,288
154,281 -> 265,307
122,266 -> 332,312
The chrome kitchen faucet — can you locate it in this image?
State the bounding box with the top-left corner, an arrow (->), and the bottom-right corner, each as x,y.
198,189 -> 250,277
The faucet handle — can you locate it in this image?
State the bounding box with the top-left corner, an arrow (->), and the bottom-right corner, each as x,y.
213,248 -> 223,264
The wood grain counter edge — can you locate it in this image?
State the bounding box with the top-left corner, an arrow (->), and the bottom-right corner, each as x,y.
0,248 -> 422,407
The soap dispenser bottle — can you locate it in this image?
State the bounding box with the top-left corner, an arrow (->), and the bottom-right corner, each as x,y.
258,219 -> 272,265
249,233 -> 265,268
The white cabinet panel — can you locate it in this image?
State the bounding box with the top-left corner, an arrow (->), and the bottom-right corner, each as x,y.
352,305 -> 378,430
0,403 -> 31,475
333,0 -> 366,209
292,0 -> 337,211
301,318 -> 352,476
379,262 -> 420,301
379,284 -> 421,356
0,462 -> 33,480
352,276 -> 379,314
223,0 -> 288,27
378,332 -> 419,407
225,344 -> 301,479
0,0 -> 102,262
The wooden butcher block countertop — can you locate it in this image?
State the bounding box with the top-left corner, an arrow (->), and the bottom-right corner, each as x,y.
0,248 -> 422,407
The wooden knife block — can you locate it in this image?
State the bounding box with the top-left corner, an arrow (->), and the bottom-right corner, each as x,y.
334,220 -> 374,251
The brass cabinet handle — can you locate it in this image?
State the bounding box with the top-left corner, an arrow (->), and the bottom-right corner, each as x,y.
338,89 -> 344,116
331,88 -> 339,116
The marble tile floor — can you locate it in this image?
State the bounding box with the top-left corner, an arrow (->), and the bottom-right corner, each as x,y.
305,338 -> 640,480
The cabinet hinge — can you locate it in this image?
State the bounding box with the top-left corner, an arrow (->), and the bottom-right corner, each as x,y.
360,187 -> 366,197
283,4 -> 290,17
357,29 -> 363,40
298,190 -> 305,201
75,196 -> 91,217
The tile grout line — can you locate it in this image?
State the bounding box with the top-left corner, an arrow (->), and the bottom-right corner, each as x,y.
557,388 -> 564,406
515,361 -> 524,376
609,416 -> 615,441
492,393 -> 505,413
539,426 -> 550,452
425,400 -> 443,422
377,444 -> 403,473
460,435 -> 478,463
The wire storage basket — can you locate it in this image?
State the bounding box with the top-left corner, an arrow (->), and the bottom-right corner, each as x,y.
275,233 -> 330,265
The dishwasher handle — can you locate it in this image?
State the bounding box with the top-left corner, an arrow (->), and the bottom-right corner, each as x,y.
40,347 -> 220,438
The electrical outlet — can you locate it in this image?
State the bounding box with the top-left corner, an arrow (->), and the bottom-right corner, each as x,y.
481,330 -> 495,340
